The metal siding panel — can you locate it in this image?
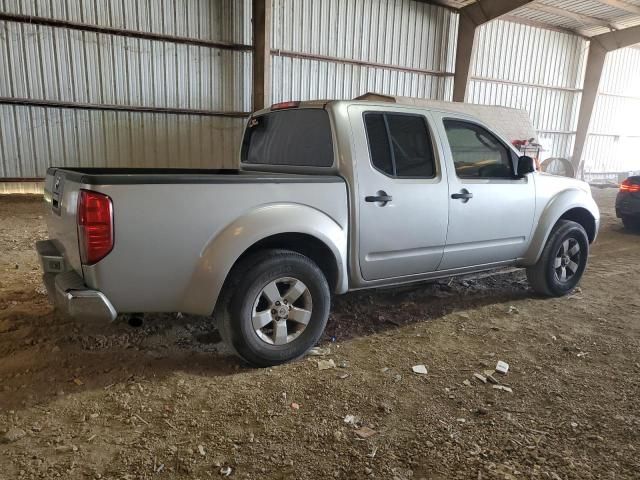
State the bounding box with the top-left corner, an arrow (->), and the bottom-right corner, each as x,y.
0,105 -> 19,176
0,1 -> 251,177
271,0 -> 455,70
271,0 -> 455,103
584,47 -> 640,175
1,0 -> 252,43
271,54 -> 449,103
0,28 -> 248,111
468,19 -> 589,167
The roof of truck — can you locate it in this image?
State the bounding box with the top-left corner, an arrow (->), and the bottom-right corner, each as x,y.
257,93 -> 538,143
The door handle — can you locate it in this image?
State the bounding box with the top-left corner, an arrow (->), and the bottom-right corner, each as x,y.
451,189 -> 473,201
365,191 -> 392,204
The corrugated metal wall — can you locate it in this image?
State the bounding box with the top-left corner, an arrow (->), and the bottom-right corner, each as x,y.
1,0 -> 638,185
467,19 -> 588,164
583,47 -> 640,176
270,0 -> 457,103
0,0 -> 252,179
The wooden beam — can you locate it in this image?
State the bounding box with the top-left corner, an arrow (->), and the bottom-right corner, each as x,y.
452,0 -> 534,102
526,3 -> 621,30
252,0 -> 271,111
592,0 -> 640,16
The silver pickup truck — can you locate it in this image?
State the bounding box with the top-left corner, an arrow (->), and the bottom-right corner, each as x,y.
37,98 -> 600,366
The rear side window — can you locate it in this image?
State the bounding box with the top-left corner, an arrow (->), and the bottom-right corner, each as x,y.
242,109 -> 334,167
363,113 -> 436,178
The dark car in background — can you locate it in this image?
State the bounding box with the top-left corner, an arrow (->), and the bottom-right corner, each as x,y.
616,176 -> 640,231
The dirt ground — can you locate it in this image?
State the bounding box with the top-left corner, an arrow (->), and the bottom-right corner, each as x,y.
0,188 -> 638,480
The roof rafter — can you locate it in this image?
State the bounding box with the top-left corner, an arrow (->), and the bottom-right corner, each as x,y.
526,3 -> 622,30
592,0 -> 640,16
418,0 -> 640,39
591,22 -> 640,49
501,14 -> 590,38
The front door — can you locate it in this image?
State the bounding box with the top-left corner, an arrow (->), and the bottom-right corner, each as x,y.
433,115 -> 535,270
350,106 -> 449,281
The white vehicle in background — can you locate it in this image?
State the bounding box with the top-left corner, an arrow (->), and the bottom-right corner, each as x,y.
37,95 -> 599,366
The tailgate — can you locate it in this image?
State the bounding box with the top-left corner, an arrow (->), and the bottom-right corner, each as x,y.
44,168 -> 84,275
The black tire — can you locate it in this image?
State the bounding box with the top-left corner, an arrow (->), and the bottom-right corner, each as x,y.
621,215 -> 640,232
216,249 -> 330,367
526,220 -> 589,297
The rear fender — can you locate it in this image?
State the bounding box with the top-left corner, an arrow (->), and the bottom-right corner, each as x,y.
182,203 -> 348,315
522,189 -> 599,266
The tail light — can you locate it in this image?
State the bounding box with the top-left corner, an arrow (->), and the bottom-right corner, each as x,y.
620,179 -> 640,193
77,190 -> 114,265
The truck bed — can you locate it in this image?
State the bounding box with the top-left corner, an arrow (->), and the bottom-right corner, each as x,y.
43,167 -> 348,315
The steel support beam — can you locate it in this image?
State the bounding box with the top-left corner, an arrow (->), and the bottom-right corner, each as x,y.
572,25 -> 640,176
252,0 -> 272,111
571,44 -> 607,178
526,3 -> 622,31
0,13 -> 252,52
452,0 -> 534,102
593,0 -> 640,16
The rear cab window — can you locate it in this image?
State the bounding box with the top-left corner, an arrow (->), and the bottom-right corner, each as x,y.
241,109 -> 334,167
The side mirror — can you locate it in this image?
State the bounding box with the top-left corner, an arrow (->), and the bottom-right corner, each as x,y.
517,155 -> 535,177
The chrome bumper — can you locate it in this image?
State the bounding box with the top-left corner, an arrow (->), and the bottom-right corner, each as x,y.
36,240 -> 117,322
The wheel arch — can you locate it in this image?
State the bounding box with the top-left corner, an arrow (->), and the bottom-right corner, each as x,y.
181,203 -> 348,316
558,207 -> 597,243
522,189 -> 599,266
229,232 -> 341,292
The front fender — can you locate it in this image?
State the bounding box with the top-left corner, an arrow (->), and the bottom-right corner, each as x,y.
521,189 -> 599,266
182,203 -> 348,315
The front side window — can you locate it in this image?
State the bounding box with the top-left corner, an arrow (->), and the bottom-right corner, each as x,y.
363,112 -> 436,178
443,119 -> 514,179
242,109 -> 334,167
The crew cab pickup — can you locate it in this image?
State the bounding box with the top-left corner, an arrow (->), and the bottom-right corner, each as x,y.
37,97 -> 600,366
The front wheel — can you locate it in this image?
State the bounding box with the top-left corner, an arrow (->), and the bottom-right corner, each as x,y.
526,220 -> 589,297
217,249 -> 330,367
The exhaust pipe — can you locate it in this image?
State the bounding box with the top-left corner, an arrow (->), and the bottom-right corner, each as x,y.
127,313 -> 144,328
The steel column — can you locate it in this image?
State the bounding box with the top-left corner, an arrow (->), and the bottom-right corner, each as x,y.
571,44 -> 607,178
252,0 -> 272,111
452,0 -> 534,102
572,25 -> 640,176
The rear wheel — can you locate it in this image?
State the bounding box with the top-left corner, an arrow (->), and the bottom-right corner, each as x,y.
526,220 -> 589,297
217,249 -> 330,367
621,215 -> 640,232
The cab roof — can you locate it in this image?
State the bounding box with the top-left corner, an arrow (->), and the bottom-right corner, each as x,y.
255,92 -> 538,144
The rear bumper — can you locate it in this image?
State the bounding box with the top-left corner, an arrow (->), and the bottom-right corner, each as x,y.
36,240 -> 117,322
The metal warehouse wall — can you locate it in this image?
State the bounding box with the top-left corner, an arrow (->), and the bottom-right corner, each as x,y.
1,0 -> 638,185
583,47 -> 640,178
270,0 -> 458,103
0,0 -> 252,179
467,19 -> 587,165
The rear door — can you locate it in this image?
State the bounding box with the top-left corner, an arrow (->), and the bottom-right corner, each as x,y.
432,114 -> 535,270
349,105 -> 449,281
